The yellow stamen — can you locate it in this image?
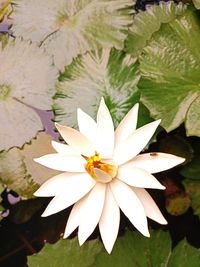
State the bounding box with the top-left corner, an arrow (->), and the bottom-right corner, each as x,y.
82,152 -> 117,182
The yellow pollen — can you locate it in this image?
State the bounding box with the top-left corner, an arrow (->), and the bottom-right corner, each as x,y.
82,152 -> 117,181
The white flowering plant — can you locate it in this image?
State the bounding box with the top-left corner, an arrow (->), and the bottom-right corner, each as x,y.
0,0 -> 200,266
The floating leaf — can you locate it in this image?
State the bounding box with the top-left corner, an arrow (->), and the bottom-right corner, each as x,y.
0,147 -> 37,198
54,48 -> 140,129
131,6 -> 200,136
28,230 -> 200,267
126,1 -> 186,56
11,0 -> 134,71
94,230 -> 171,267
0,37 -> 58,150
0,133 -> 60,198
183,180 -> 200,219
167,239 -> 200,267
28,237 -> 103,267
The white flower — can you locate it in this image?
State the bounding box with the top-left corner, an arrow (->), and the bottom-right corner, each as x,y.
0,38 -> 58,150
34,98 -> 184,253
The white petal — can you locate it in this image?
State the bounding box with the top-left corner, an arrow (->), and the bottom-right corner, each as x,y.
64,196 -> 88,238
34,153 -> 86,172
113,120 -> 161,165
78,183 -> 106,245
93,168 -> 112,183
55,123 -> 95,156
41,174 -> 96,217
34,172 -> 93,197
133,188 -> 167,225
51,140 -> 78,155
95,98 -> 114,158
77,108 -> 97,147
110,179 -> 149,237
115,103 -> 139,149
117,166 -> 165,190
124,153 -> 185,174
99,185 -> 120,254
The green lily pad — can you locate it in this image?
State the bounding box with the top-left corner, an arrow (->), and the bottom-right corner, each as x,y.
28,230 -> 200,267
28,237 -> 103,267
183,180 -> 200,219
167,239 -> 200,267
94,230 -> 171,267
12,0 -> 134,71
54,48 -> 141,129
129,5 -> 200,137
125,2 -> 186,56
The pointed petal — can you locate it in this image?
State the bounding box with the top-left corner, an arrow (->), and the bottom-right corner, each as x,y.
34,153 -> 86,172
124,153 -> 185,174
113,120 -> 161,165
34,172 -> 89,197
77,108 -> 97,146
55,123 -> 95,156
93,168 -> 112,183
95,98 -> 114,158
117,166 -> 165,190
41,174 -> 96,216
110,179 -> 149,237
51,140 -> 78,155
115,103 -> 139,149
78,183 -> 106,245
133,188 -> 167,225
99,185 -> 120,254
64,196 -> 88,238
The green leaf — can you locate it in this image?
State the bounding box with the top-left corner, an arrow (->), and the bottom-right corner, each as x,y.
93,230 -> 171,267
168,239 -> 200,267
28,237 -> 103,267
185,95 -> 200,137
54,48 -> 140,129
125,2 -> 186,56
135,6 -> 200,136
12,0 -> 134,71
28,230 -> 200,267
183,180 -> 200,218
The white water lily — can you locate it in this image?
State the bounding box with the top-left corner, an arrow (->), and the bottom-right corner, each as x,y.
34,98 -> 184,253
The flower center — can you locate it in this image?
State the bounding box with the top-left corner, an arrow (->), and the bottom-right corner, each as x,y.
82,152 -> 117,183
0,85 -> 11,100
